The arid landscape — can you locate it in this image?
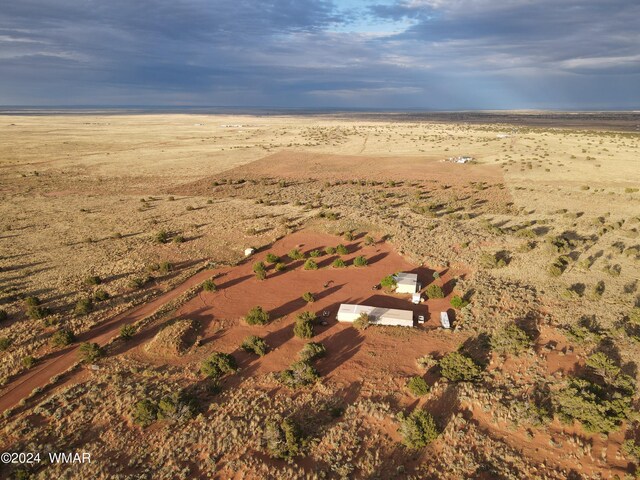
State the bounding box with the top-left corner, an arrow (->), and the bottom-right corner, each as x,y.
1,112 -> 639,479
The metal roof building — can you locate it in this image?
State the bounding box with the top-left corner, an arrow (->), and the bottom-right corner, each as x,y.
336,303 -> 414,328
393,272 -> 419,294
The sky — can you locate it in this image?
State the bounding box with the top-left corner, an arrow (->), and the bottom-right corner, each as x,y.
1,0 -> 639,109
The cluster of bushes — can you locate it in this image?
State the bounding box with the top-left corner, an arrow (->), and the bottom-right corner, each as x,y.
277,360 -> 319,388
25,297 -> 51,322
489,323 -> 531,356
241,335 -> 268,356
133,390 -> 198,427
299,342 -> 325,361
293,312 -> 315,339
398,409 -> 440,449
555,352 -> 635,433
201,352 -> 237,380
78,342 -> 104,363
50,328 -> 75,347
253,261 -> 267,280
245,306 -> 269,325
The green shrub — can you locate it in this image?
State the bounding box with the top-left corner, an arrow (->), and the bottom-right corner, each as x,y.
253,261 -> 267,280
79,342 -> 104,363
27,304 -> 51,321
364,235 -> 375,246
278,360 -> 319,388
299,342 -> 326,361
353,312 -> 370,331
265,253 -> 279,263
128,276 -> 149,289
490,323 -> 531,355
302,292 -> 315,303
324,246 -> 336,255
380,275 -> 397,290
155,230 -> 169,244
309,249 -> 322,258
173,234 -> 185,244
343,231 -> 354,241
331,258 -> 346,268
201,352 -> 237,379
157,391 -> 198,420
245,306 -> 270,325
450,295 -> 469,308
133,399 -> 158,427
425,284 -> 444,299
22,356 -> 37,369
274,262 -> 286,272
241,335 -> 268,356
288,249 -> 305,260
439,352 -> 481,382
294,312 -> 315,339
159,261 -> 173,273
406,376 -> 430,396
264,418 -> 303,459
0,337 -> 11,351
74,298 -> 93,316
120,324 -> 136,339
479,252 -> 507,269
202,279 -> 217,292
629,307 -> 640,325
303,259 -> 319,270
93,289 -> 110,301
353,256 -> 368,267
336,244 -> 348,255
24,296 -> 41,307
50,328 -> 75,347
85,275 -> 102,286
398,409 -> 439,449
0,309 -> 7,322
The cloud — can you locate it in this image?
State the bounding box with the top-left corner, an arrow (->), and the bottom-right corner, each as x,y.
0,0 -> 638,108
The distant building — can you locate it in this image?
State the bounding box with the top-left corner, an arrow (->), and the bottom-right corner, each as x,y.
440,312 -> 451,329
337,304 -> 414,328
393,272 -> 419,294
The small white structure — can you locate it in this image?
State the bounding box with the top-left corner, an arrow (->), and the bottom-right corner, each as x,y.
337,304 -> 414,328
393,272 -> 419,294
244,247 -> 255,257
440,311 -> 451,329
412,293 -> 422,305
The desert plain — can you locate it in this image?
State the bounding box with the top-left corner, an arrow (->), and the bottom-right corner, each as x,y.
0,112 -> 639,479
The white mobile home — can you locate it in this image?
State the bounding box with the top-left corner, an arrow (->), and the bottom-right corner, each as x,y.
393,272 -> 419,294
337,304 -> 414,328
440,312 -> 451,329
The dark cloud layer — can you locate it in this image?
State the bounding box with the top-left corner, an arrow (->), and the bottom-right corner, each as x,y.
0,0 -> 638,108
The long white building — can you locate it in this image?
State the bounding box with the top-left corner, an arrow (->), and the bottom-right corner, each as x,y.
336,303 -> 415,328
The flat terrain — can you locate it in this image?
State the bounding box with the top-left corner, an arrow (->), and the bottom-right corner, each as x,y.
0,113 -> 639,479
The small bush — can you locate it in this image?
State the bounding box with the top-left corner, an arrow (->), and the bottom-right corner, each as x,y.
253,261 -> 267,280
439,351 -> 481,382
133,399 -> 158,427
173,234 -> 185,244
331,258 -> 346,268
416,354 -> 437,370
25,296 -> 41,307
120,324 -> 136,339
201,352 -> 237,379
380,275 -> 397,290
364,235 -> 375,246
85,275 -> 102,286
450,295 -> 469,308
274,262 -> 286,272
93,289 -> 110,302
245,306 -> 270,325
128,276 -> 149,289
303,259 -> 319,270
74,298 -> 93,316
353,256 -> 368,267
324,246 -> 336,255
490,323 -> 531,355
336,244 -> 348,255
0,337 -> 11,351
264,418 -> 303,459
265,253 -> 279,263
50,328 -> 75,347
299,342 -> 326,361
0,309 -> 7,322
202,279 -> 217,292
309,249 -> 322,257
288,249 -> 305,260
398,409 -> 439,449
241,335 -> 268,356
353,312 -> 370,330
79,342 -> 104,363
27,305 -> 51,321
278,360 -> 319,388
22,356 -> 37,369
155,230 -> 169,244
294,312 -> 315,339
425,284 -> 444,299
343,231 -> 354,241
302,292 -> 315,303
406,376 -> 430,396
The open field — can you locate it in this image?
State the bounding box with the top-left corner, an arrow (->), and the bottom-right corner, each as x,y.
0,113 -> 639,479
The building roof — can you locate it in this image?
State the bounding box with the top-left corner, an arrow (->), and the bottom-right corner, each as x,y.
338,303 -> 413,323
393,272 -> 418,286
